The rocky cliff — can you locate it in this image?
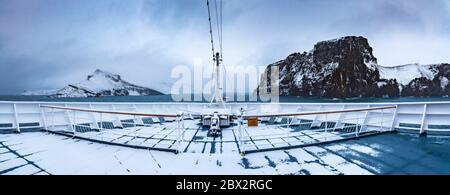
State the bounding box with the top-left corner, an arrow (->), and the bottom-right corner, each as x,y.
256,36 -> 449,98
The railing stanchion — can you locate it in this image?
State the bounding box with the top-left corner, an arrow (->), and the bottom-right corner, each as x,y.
181,113 -> 185,141
72,110 -> 76,137
356,111 -> 360,137
133,116 -> 137,145
51,108 -> 55,133
381,108 -> 384,131
99,112 -> 103,141
390,105 -> 399,132
176,113 -> 182,154
100,113 -> 103,130
239,108 -> 244,155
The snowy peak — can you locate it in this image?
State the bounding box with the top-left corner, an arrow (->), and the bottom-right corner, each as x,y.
389,63 -> 450,97
78,69 -> 130,93
89,69 -> 121,82
378,63 -> 438,86
23,69 -> 164,97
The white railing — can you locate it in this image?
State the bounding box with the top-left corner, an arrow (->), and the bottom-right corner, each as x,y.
39,104 -> 186,154
1,101 -> 450,136
237,106 -> 397,154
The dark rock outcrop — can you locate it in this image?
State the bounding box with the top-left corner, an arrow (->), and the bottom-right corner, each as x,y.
256,36 -> 400,98
401,64 -> 450,97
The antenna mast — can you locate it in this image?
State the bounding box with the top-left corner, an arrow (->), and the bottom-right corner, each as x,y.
210,52 -> 225,107
206,0 -> 225,107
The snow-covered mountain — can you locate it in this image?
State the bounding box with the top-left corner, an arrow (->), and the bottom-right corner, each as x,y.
378,63 -> 436,86
379,63 -> 450,97
256,36 -> 450,98
22,69 -> 164,97
21,89 -> 59,96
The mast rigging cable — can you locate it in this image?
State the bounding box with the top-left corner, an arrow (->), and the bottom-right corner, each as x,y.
206,0 -> 223,59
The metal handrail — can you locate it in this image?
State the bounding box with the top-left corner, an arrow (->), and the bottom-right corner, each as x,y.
40,105 -> 177,117
243,105 -> 396,118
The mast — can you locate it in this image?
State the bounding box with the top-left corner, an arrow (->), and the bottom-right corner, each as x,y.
210,52 -> 225,107
206,0 -> 225,108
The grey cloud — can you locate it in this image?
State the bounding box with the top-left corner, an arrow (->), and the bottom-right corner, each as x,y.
0,0 -> 450,94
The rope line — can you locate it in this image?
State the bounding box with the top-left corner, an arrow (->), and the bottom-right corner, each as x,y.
206,0 -> 215,59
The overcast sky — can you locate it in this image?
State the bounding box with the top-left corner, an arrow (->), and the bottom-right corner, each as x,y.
1,0 -> 450,94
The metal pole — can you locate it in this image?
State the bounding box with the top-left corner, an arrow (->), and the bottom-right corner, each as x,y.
390,106 -> 399,132
181,113 -> 185,141
12,103 -> 20,133
73,110 -> 76,136
176,113 -> 181,154
381,108 -> 384,131
51,108 -> 55,133
238,108 -> 244,155
420,104 -> 428,135
99,113 -> 104,141
356,112 -> 359,137
287,117 -> 290,128
287,117 -> 291,137
239,116 -> 243,154
325,114 -> 328,132
134,128 -> 137,146
39,104 -> 48,131
100,113 -> 103,130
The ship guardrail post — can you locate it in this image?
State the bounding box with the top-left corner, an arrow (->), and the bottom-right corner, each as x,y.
13,103 -> 20,133
238,108 -> 244,156
99,113 -> 103,130
420,104 -> 428,135
51,108 -> 55,133
287,117 -> 291,128
72,109 -> 76,138
39,104 -> 48,131
380,107 -> 384,131
355,111 -> 361,137
356,110 -> 360,137
99,112 -> 104,141
181,113 -> 185,141
176,112 -> 184,154
390,105 -> 398,132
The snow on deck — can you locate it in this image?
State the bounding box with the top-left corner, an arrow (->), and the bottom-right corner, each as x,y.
46,118 -> 380,155
0,131 -> 376,175
2,131 -> 449,175
3,115 -> 448,175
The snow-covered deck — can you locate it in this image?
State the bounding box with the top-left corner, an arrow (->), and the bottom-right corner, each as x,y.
1,101 -> 450,175
41,117 -> 389,155
0,132 -> 373,175
2,131 -> 449,175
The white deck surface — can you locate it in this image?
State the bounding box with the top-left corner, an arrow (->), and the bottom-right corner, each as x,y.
0,130 -> 375,175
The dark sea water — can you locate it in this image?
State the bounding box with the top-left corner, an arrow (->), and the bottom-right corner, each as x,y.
1,94 -> 450,103
327,133 -> 450,174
